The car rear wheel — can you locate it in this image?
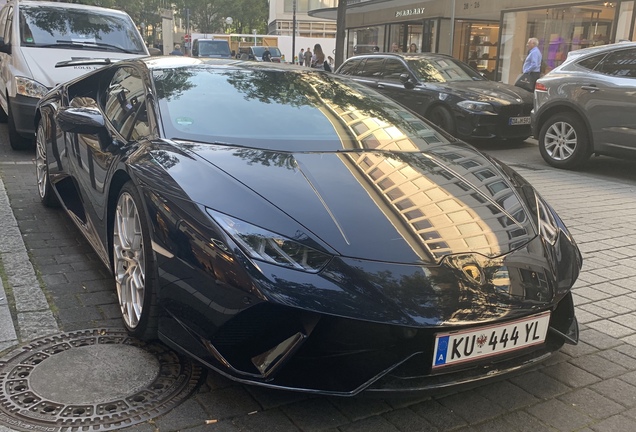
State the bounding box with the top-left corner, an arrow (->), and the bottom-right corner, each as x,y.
428,106 -> 456,136
8,97 -> 33,150
113,182 -> 158,340
539,112 -> 591,169
35,121 -> 59,207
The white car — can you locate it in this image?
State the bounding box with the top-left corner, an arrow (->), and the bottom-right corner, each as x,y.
0,0 -> 148,150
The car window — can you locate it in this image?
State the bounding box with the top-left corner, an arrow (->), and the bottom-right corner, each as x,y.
354,57 -> 384,78
199,41 -> 230,57
103,67 -> 149,141
596,48 -> 636,78
577,53 -> 606,71
338,59 -> 361,75
382,58 -> 409,82
407,57 -> 483,83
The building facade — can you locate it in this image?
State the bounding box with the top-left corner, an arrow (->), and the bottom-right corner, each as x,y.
269,0 -> 338,38
311,0 -> 635,83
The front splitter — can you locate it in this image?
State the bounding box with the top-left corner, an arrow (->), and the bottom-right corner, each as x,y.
0,329 -> 205,431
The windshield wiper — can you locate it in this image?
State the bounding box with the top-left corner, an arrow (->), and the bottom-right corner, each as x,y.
34,40 -> 138,54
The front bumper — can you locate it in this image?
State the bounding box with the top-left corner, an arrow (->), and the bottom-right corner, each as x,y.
456,104 -> 533,140
9,94 -> 39,137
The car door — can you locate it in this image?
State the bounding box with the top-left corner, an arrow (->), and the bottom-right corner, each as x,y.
72,66 -> 151,245
375,58 -> 429,115
583,47 -> 636,152
349,57 -> 385,88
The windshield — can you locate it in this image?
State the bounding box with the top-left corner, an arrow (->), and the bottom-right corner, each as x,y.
199,41 -> 230,57
407,57 -> 484,83
153,66 -> 450,151
19,5 -> 146,54
252,46 -> 282,58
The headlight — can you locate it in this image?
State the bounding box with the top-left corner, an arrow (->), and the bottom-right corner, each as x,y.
208,210 -> 332,273
15,77 -> 49,99
457,100 -> 495,113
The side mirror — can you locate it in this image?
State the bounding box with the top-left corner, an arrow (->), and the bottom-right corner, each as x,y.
0,37 -> 11,55
399,73 -> 415,89
56,97 -> 112,142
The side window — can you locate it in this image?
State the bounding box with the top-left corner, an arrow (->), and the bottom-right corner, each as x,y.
382,59 -> 409,82
577,53 -> 607,71
597,48 -> 636,78
103,67 -> 150,141
338,59 -> 361,75
355,57 -> 384,78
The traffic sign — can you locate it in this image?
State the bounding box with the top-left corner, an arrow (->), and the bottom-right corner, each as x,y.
184,34 -> 191,42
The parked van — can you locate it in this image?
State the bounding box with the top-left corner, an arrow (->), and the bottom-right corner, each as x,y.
0,0 -> 148,149
191,39 -> 231,58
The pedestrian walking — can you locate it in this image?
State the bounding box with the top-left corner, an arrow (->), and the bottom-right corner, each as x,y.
408,43 -> 417,53
262,48 -> 272,62
515,37 -> 542,92
391,42 -> 401,53
298,48 -> 304,66
303,47 -> 312,67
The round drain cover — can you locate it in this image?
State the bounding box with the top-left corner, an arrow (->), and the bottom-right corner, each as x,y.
0,329 -> 205,431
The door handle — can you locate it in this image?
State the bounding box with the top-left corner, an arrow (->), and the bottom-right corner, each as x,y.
581,85 -> 598,92
377,84 -> 385,89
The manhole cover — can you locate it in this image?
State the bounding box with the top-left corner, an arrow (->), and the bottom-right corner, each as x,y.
0,329 -> 205,431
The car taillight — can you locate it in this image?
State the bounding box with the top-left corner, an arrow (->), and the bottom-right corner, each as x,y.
535,82 -> 547,92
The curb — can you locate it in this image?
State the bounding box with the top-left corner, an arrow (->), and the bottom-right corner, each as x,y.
0,173 -> 59,351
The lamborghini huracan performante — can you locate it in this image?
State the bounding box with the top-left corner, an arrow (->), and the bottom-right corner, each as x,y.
35,57 -> 581,396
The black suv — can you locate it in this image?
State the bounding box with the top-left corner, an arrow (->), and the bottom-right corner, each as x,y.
335,53 -> 534,142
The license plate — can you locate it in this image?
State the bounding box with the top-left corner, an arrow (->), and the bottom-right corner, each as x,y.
509,116 -> 531,125
432,311 -> 550,369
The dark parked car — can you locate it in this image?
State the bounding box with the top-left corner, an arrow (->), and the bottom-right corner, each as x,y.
532,42 -> 636,169
335,53 -> 534,142
35,57 -> 580,396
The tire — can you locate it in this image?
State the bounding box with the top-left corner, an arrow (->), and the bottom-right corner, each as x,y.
112,181 -> 158,340
35,121 -> 59,207
539,112 -> 591,169
0,99 -> 7,123
428,105 -> 456,136
8,98 -> 34,150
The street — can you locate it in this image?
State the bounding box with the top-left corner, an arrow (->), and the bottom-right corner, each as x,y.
1,129 -> 636,432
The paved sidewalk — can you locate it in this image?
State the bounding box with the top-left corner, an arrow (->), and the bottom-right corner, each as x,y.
2,139 -> 636,431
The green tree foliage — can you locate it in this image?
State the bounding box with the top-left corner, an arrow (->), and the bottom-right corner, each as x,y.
74,0 -> 268,35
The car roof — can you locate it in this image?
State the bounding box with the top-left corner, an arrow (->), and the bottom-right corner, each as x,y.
349,52 -> 454,60
563,41 -> 636,63
17,0 -> 131,16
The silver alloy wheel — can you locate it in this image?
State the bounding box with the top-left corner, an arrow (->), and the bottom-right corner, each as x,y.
35,125 -> 47,199
113,192 -> 146,329
544,121 -> 577,161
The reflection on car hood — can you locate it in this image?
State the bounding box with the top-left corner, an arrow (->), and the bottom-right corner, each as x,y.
179,142 -> 537,265
436,81 -> 533,105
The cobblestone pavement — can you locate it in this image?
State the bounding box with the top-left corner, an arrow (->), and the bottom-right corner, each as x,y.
2,130 -> 636,432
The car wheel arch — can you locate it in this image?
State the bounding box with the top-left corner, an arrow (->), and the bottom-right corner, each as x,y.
536,102 -> 594,149
425,103 -> 457,135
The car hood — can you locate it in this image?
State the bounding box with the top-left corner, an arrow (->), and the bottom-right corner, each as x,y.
174,142 -> 537,265
21,47 -> 145,89
434,80 -> 533,105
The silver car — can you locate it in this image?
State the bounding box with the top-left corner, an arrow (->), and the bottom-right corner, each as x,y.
532,42 -> 636,169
